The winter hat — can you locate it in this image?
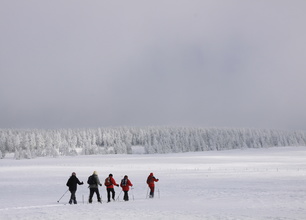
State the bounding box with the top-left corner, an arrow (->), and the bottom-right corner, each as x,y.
150,173 -> 153,176
109,173 -> 113,177
93,171 -> 98,175
124,175 -> 128,178
72,172 -> 76,176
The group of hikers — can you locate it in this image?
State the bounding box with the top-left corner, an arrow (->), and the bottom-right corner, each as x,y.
66,171 -> 159,204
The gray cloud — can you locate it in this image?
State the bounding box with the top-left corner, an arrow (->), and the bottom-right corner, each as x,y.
1,0 -> 306,130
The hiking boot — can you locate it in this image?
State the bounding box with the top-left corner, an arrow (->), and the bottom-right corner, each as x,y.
73,200 -> 77,204
69,200 -> 72,204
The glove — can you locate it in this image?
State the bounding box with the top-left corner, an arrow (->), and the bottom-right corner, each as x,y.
117,184 -> 119,187
81,182 -> 84,185
99,184 -> 102,186
157,179 -> 159,181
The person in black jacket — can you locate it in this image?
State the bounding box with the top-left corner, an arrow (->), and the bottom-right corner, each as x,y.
66,172 -> 84,204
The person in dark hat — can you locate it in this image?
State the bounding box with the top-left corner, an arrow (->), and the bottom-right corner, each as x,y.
120,175 -> 133,201
105,173 -> 119,202
146,172 -> 159,198
66,172 -> 83,204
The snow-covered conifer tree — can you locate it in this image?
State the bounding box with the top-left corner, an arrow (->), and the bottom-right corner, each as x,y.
0,132 -> 6,158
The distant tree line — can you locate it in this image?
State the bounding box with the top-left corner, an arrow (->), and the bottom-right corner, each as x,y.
0,127 -> 306,159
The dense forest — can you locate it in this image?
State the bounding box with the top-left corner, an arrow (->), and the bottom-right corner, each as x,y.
0,127 -> 306,159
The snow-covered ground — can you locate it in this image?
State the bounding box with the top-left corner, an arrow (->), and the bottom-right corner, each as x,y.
0,147 -> 306,220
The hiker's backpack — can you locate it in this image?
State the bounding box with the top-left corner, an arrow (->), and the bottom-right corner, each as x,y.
147,176 -> 153,184
104,177 -> 112,186
87,175 -> 96,185
121,178 -> 127,186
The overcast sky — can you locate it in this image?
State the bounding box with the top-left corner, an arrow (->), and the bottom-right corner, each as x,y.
1,0 -> 306,130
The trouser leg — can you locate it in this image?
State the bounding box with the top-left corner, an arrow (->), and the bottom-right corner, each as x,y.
111,188 -> 115,200
107,188 -> 111,202
89,188 -> 94,203
71,190 -> 77,203
123,191 -> 129,201
69,190 -> 75,204
149,186 -> 155,198
95,188 -> 101,202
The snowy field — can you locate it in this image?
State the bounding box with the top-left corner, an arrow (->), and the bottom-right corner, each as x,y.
0,147 -> 306,220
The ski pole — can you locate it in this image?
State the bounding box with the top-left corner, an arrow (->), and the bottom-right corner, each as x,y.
157,182 -> 160,198
131,188 -> 134,201
57,189 -> 69,203
99,189 -> 102,203
146,187 -> 149,199
116,190 -> 123,201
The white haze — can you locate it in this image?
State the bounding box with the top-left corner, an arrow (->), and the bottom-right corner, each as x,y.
1,1 -> 306,130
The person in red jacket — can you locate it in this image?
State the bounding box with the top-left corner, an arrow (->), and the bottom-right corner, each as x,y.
120,175 -> 133,201
105,173 -> 119,202
147,172 -> 159,198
